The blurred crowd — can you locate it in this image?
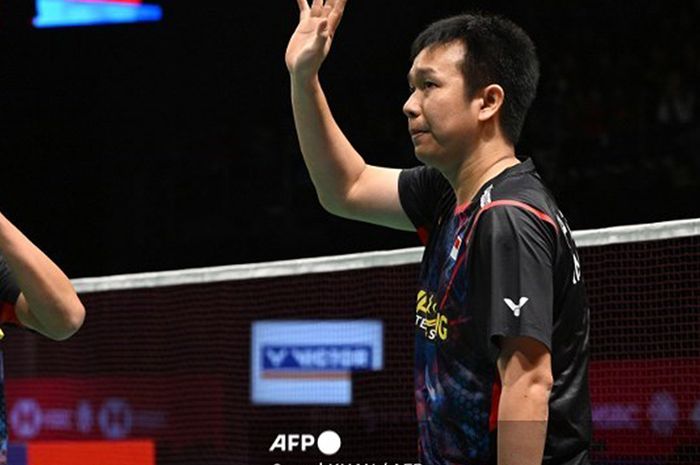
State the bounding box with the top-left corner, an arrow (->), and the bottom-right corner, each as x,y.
523,1 -> 699,225
3,0 -> 698,276
233,1 -> 700,264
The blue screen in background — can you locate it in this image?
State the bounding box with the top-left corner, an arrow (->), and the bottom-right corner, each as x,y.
34,0 -> 162,28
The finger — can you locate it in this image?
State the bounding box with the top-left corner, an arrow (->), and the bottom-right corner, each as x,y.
327,0 -> 346,36
332,0 -> 346,16
310,0 -> 323,16
322,0 -> 334,17
322,2 -> 333,18
295,0 -> 309,12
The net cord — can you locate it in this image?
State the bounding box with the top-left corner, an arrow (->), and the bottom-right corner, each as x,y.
71,217 -> 700,293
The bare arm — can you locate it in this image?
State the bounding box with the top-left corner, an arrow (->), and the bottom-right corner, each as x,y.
286,0 -> 413,231
496,336 -> 552,465
0,212 -> 85,340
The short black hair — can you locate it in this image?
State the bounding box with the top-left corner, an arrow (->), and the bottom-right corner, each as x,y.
410,13 -> 540,145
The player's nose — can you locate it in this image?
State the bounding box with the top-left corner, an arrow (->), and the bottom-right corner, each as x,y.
403,92 -> 420,119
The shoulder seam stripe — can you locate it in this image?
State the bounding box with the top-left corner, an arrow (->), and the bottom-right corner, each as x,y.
481,200 -> 559,233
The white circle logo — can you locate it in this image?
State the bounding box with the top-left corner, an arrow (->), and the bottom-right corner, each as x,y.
317,430 -> 341,456
98,398 -> 133,439
10,399 -> 42,439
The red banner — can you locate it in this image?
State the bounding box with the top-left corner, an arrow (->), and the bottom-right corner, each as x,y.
6,377 -> 226,447
27,440 -> 154,465
590,358 -> 700,457
6,360 -> 700,460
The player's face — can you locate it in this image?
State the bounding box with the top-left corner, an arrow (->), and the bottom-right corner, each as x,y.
403,41 -> 480,170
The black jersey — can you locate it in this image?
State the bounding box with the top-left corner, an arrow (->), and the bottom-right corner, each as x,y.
399,159 -> 591,465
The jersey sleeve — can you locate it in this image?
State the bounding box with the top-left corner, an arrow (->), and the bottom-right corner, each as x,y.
0,254 -> 21,325
398,166 -> 449,232
469,204 -> 557,363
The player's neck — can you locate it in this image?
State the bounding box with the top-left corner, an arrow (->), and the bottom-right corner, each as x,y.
450,142 -> 519,207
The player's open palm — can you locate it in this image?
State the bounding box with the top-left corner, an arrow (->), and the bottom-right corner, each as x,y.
286,0 -> 346,79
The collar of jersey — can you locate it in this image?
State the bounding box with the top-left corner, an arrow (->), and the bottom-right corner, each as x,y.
453,157 -> 535,216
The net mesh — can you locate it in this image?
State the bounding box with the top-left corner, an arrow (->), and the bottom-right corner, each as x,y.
582,232 -> 700,463
1,219 -> 699,464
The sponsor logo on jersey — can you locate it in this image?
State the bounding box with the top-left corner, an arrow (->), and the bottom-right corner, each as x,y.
556,211 -> 582,285
480,185 -> 493,208
572,253 -> 582,284
415,290 -> 448,341
504,297 -> 529,317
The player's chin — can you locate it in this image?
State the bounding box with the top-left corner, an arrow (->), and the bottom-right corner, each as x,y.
413,145 -> 439,166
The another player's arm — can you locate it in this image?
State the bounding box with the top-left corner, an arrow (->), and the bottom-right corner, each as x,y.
0,212 -> 85,340
496,336 -> 552,465
286,0 -> 413,231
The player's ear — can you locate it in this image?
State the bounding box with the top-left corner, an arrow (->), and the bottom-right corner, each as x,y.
477,84 -> 505,122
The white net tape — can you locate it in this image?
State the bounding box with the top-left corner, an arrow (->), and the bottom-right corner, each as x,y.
72,218 -> 700,293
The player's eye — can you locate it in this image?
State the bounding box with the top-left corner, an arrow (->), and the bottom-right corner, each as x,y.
424,81 -> 437,89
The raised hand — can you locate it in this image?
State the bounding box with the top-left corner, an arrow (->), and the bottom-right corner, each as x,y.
285,0 -> 346,79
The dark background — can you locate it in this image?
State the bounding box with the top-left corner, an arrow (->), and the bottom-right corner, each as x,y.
0,0 -> 698,279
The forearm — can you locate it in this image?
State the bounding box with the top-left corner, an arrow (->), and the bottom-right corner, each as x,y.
0,212 -> 84,340
290,74 -> 368,214
497,383 -> 550,465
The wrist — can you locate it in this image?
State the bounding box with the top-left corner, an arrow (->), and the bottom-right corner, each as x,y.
290,70 -> 321,90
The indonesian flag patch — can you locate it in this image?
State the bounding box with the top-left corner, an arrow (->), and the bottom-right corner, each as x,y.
450,235 -> 463,260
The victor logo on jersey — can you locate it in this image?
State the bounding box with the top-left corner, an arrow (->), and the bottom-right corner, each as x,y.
415,290 -> 448,341
504,297 -> 529,317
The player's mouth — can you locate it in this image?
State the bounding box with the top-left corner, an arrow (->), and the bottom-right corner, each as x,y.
410,128 -> 430,140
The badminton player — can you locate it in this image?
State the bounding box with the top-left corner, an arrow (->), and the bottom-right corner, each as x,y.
0,211 -> 84,340
287,1 -> 591,464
